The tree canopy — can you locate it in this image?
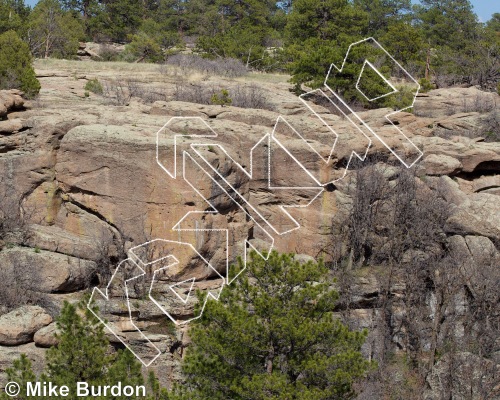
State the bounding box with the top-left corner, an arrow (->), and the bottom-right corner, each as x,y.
1,298 -> 170,400
2,0 -> 497,91
0,29 -> 40,97
175,251 -> 373,400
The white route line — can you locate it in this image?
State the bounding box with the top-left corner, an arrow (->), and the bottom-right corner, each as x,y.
326,36 -> 423,168
90,36 -> 424,367
88,257 -> 169,367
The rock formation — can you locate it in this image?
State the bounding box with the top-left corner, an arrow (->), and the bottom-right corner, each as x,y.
0,61 -> 498,397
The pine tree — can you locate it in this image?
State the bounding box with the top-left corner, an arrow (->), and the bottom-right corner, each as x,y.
353,0 -> 411,36
59,0 -> 105,40
285,0 -> 368,91
0,30 -> 40,98
415,0 -> 479,50
0,355 -> 40,400
2,297 -> 167,399
107,350 -> 148,400
27,0 -> 84,59
44,299 -> 113,392
486,13 -> 500,35
0,0 -> 24,35
194,0 -> 280,68
99,0 -> 144,42
414,0 -> 491,86
380,21 -> 426,67
175,251 -> 373,400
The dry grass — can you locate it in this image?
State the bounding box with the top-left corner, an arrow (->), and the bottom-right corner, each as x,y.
34,58 -> 291,86
33,57 -> 288,111
35,58 -> 161,74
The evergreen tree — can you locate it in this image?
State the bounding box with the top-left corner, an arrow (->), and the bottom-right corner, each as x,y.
353,0 -> 412,36
99,0 -> 144,42
152,0 -> 191,35
59,0 -> 106,40
194,0 -> 281,68
380,21 -> 426,70
27,0 -> 84,58
176,251 -> 373,400
414,0 -> 478,50
107,350 -> 148,400
0,0 -> 25,35
0,30 -> 40,97
124,29 -> 164,63
414,0 -> 492,86
486,13 -> 500,34
2,297 -> 167,399
44,299 -> 112,392
0,355 -> 40,400
285,0 -> 368,90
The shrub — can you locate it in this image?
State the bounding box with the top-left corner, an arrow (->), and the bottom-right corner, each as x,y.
84,78 -> 103,95
102,79 -> 131,106
231,84 -> 273,110
164,54 -> 248,78
173,82 -> 273,110
418,78 -> 434,93
171,81 -> 213,104
101,79 -> 167,105
380,85 -> 417,112
95,44 -> 121,62
0,30 -> 40,98
124,31 -> 163,63
211,89 -> 232,106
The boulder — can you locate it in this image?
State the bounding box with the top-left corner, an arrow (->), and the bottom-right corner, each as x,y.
423,153 -> 462,175
435,112 -> 483,132
0,306 -> 52,345
27,224 -> 109,261
415,135 -> 500,174
472,175 -> 500,193
77,42 -> 101,59
414,87 -> 498,118
0,90 -> 24,119
445,192 -> 500,240
0,248 -> 97,293
216,108 -> 278,127
448,235 -> 499,297
0,118 -> 24,135
434,176 -> 468,206
150,101 -> 213,118
33,322 -> 59,348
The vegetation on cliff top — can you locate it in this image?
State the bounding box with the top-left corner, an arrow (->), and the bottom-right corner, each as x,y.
0,0 -> 499,96
0,30 -> 40,98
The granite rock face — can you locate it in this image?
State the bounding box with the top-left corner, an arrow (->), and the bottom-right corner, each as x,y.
0,65 -> 499,395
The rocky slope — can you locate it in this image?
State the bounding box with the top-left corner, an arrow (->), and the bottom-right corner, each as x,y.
0,60 -> 498,398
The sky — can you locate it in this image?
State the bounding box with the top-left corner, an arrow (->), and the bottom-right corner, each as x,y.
23,0 -> 498,23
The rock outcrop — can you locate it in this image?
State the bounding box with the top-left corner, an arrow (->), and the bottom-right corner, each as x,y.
0,306 -> 52,345
0,63 -> 498,396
